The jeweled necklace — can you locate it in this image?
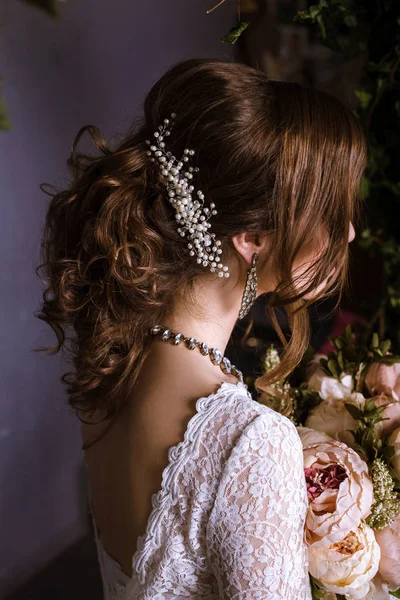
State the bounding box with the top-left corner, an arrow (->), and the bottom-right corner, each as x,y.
150,325 -> 244,383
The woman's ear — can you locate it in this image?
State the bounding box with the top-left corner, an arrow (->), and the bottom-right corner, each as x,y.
231,231 -> 267,265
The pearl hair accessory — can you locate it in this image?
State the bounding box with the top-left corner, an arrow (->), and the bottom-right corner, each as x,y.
145,112 -> 230,278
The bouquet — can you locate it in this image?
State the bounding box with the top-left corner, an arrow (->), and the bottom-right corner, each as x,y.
257,326 -> 400,599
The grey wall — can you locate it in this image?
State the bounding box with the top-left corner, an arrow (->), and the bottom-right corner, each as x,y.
0,0 -> 234,594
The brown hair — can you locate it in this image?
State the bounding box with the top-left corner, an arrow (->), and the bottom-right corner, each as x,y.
35,58 -> 367,447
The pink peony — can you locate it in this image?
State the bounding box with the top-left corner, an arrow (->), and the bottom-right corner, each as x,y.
375,509 -> 400,590
303,440 -> 373,547
388,427 -> 400,481
372,393 -> 400,439
364,362 -> 400,401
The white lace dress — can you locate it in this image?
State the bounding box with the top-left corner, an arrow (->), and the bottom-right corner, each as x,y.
89,380 -> 312,599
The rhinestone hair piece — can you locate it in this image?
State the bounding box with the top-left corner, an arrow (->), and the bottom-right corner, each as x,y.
145,113 -> 230,278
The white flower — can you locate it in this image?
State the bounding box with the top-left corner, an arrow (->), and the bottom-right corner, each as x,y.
306,354 -> 354,400
309,371 -> 355,400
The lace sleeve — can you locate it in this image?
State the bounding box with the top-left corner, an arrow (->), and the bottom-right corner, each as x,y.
206,410 -> 312,600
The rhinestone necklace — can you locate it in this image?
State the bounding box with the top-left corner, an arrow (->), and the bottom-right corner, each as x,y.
150,325 -> 244,383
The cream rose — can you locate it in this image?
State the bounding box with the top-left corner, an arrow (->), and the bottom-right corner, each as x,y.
308,520 -> 380,599
375,508 -> 400,590
388,426 -> 400,480
364,361 -> 400,401
305,393 -> 365,449
304,440 -> 373,547
372,394 -> 400,439
296,426 -> 333,447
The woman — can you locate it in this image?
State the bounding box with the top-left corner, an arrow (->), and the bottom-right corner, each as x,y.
36,58 -> 367,599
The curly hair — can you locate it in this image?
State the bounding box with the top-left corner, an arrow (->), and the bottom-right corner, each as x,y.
35,58 -> 368,447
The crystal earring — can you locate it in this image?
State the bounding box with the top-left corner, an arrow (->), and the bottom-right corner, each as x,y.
238,252 -> 259,320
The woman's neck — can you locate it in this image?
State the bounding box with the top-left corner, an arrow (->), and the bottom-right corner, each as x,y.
163,275 -> 242,355
146,275 -> 243,384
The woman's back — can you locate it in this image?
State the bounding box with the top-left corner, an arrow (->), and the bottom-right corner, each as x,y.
82,377 -> 311,600
36,57 -> 367,600
81,342 -> 241,577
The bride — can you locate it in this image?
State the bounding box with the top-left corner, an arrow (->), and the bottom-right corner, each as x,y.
36,57 -> 366,599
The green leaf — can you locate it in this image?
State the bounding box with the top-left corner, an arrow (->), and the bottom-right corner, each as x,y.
390,588 -> 400,598
221,21 -> 249,44
354,90 -> 373,110
316,14 -> 326,39
344,14 -> 358,28
333,337 -> 344,349
383,444 -> 395,460
18,0 -> 65,18
310,575 -> 326,599
345,428 -> 357,442
345,403 -> 363,420
380,339 -> 392,355
359,175 -> 370,200
355,441 -> 368,456
344,324 -> 354,341
0,80 -> 11,131
293,11 -> 312,24
328,359 -> 340,378
377,77 -> 385,91
309,5 -> 321,20
371,333 -> 379,349
379,356 -> 400,365
364,426 -> 377,447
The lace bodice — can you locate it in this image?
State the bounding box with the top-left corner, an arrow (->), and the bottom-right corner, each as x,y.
89,380 -> 312,599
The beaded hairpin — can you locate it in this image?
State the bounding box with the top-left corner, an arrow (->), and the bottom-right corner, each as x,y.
145,113 -> 230,278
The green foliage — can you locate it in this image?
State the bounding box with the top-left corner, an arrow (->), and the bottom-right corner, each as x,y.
365,458 -> 400,529
344,397 -> 391,462
1,1 -> 66,131
390,588 -> 400,598
293,386 -> 323,426
309,325 -> 400,463
18,0 -> 65,18
316,325 -> 400,395
221,21 -> 249,44
0,78 -> 11,130
291,0 -> 400,348
310,575 -> 325,599
293,0 -> 362,53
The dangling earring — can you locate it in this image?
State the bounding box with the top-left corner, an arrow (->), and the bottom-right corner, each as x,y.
238,252 -> 259,320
